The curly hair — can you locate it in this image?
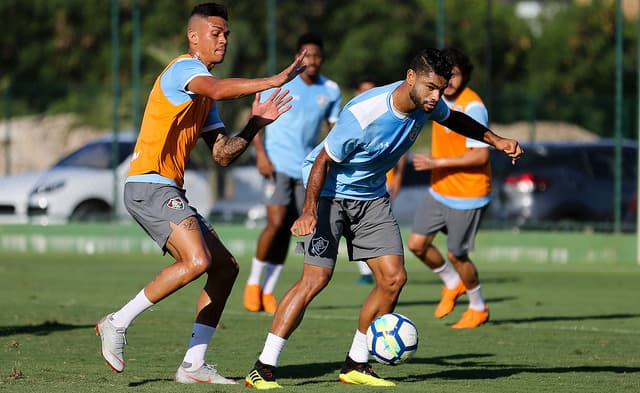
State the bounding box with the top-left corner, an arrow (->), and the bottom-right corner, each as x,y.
441,47 -> 474,83
409,48 -> 453,81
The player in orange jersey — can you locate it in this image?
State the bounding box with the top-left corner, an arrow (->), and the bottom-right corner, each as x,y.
96,3 -> 306,384
407,47 -> 492,328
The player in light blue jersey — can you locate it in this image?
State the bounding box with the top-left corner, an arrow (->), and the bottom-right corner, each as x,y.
245,48 -> 523,389
244,33 -> 342,314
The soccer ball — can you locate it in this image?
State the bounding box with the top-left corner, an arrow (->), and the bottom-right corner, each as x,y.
366,313 -> 418,365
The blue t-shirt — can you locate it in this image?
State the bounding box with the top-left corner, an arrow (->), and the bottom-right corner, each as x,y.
263,74 -> 341,179
302,81 -> 450,200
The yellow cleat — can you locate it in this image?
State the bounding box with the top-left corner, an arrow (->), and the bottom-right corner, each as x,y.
452,305 -> 490,329
338,356 -> 395,387
243,283 -> 262,312
245,361 -> 282,390
434,281 -> 467,319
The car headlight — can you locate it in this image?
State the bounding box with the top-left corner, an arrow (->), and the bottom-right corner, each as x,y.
32,180 -> 66,194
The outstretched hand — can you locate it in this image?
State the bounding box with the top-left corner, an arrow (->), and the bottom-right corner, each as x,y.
494,138 -> 524,165
250,88 -> 293,129
275,50 -> 307,86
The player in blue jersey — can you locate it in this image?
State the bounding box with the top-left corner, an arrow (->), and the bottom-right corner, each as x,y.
243,33 -> 342,314
245,48 -> 523,389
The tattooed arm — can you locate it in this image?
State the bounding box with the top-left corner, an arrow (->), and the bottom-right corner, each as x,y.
202,88 -> 293,167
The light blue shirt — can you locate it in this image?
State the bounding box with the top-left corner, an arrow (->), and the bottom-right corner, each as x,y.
263,74 -> 341,179
159,57 -> 224,133
302,81 -> 450,200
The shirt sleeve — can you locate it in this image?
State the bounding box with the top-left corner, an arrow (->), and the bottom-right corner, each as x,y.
323,111 -> 363,163
464,102 -> 490,148
160,59 -> 211,106
202,101 -> 225,133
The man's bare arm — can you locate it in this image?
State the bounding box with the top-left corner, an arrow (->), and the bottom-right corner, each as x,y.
187,51 -> 306,101
290,148 -> 333,236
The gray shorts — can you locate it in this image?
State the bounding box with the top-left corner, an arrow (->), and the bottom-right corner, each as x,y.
263,172 -> 305,214
411,191 -> 486,256
299,196 -> 404,269
124,182 -> 212,252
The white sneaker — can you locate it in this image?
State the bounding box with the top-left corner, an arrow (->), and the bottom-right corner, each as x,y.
95,313 -> 127,373
175,362 -> 237,384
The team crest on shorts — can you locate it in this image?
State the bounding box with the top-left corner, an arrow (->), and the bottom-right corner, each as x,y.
166,197 -> 185,210
310,237 -> 329,256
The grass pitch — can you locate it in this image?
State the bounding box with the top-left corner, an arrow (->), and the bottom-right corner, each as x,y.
1,244 -> 639,392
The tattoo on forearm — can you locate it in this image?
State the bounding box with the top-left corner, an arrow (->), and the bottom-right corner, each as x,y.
213,135 -> 249,165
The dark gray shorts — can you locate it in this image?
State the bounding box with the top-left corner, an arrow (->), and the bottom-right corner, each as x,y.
263,172 -> 305,214
411,191 -> 486,256
299,196 -> 404,269
124,182 -> 212,252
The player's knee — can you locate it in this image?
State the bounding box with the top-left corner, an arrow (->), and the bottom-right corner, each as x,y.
185,252 -> 213,279
378,269 -> 407,294
447,251 -> 468,265
225,255 -> 240,279
407,236 -> 426,257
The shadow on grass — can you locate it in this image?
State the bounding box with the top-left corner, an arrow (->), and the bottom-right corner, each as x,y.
274,353 -> 640,386
0,320 -> 94,336
408,276 -> 521,286
420,365 -> 640,380
128,378 -> 174,387
309,296 -> 516,311
490,312 -> 640,325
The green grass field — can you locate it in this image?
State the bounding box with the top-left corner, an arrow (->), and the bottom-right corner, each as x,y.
1,233 -> 640,392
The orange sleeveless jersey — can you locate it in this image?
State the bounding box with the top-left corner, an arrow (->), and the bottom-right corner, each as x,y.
128,55 -> 214,188
430,88 -> 491,198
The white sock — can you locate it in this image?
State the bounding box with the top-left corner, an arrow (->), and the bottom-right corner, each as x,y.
258,332 -> 287,367
357,261 -> 372,275
247,257 -> 266,285
347,330 -> 369,363
262,263 -> 283,294
110,289 -> 154,328
432,262 -> 461,289
182,323 -> 215,371
466,285 -> 486,311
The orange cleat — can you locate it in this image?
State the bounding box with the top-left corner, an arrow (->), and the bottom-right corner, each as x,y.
243,283 -> 262,312
434,281 -> 466,319
451,305 -> 489,329
261,293 -> 277,314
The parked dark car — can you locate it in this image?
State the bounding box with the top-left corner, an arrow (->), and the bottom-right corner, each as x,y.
487,139 -> 637,230
393,139 -> 638,231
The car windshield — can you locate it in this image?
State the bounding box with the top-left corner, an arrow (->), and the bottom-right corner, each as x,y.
53,141 -> 133,169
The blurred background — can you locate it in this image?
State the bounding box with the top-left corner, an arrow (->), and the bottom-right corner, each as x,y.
0,0 -> 638,234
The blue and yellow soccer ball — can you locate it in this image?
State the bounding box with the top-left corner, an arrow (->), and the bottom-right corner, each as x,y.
366,313 -> 418,365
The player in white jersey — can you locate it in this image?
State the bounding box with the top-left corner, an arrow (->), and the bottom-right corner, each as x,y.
244,33 -> 342,314
245,48 -> 523,389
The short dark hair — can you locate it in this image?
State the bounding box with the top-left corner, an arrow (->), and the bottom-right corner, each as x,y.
191,3 -> 228,20
354,74 -> 377,89
297,32 -> 323,53
441,47 -> 474,82
409,48 -> 453,81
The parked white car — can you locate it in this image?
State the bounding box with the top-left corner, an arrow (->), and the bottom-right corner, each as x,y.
0,132 -> 212,225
